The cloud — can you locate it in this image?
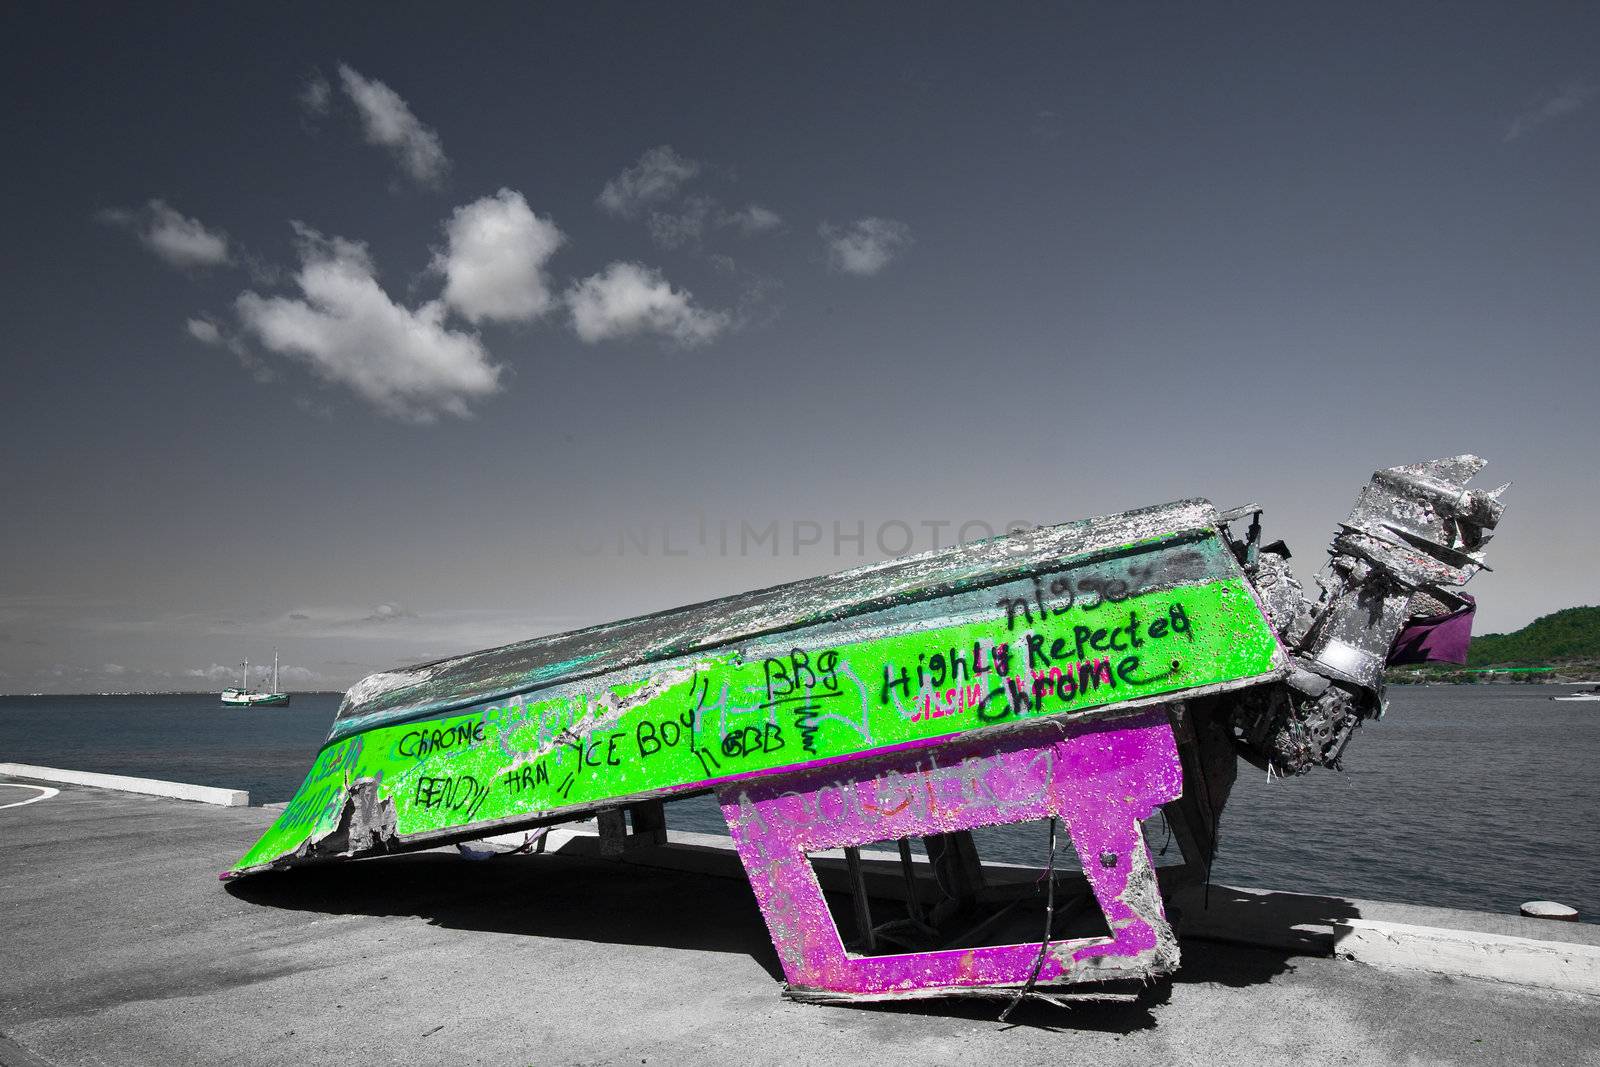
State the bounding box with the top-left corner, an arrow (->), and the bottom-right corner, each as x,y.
565,262 -> 729,346
721,203 -> 783,235
337,63 -> 450,186
186,317 -> 222,345
185,313 -> 276,382
271,604 -> 578,649
186,662 -> 319,685
647,196 -> 714,249
300,72 -> 332,116
101,199 -> 232,269
819,217 -> 913,276
363,602 -> 416,623
597,146 -> 700,218
234,223 -> 501,421
1505,81 -> 1596,141
433,189 -> 565,323
647,199 -> 784,249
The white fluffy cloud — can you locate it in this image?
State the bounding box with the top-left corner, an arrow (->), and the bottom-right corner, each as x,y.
820,217 -> 913,276
234,224 -> 501,421
337,64 -> 450,187
433,189 -> 565,323
566,262 -> 729,346
597,146 -> 700,218
102,200 -> 232,269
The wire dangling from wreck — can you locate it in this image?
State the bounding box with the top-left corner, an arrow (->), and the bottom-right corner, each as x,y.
999,815 -> 1060,1023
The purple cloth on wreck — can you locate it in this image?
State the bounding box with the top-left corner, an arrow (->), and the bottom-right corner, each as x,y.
1386,594 -> 1475,666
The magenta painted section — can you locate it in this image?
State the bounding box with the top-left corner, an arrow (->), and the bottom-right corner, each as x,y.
716,707 -> 1183,997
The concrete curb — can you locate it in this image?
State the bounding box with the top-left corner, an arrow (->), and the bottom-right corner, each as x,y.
1333,918 -> 1600,996
0,764 -> 249,807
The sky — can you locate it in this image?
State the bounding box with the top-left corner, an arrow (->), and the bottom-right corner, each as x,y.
2,3 -> 1597,693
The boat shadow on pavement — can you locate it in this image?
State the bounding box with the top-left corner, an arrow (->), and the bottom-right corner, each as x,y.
224,850 -> 1361,1033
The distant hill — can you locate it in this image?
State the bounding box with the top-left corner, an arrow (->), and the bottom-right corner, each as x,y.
1467,606 -> 1600,666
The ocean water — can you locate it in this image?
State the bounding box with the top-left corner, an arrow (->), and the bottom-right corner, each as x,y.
2,686 -> 1595,919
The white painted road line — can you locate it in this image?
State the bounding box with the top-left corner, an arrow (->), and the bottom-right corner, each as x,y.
0,783 -> 60,809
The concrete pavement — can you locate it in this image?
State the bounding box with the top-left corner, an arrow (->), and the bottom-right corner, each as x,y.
2,776 -> 1597,1066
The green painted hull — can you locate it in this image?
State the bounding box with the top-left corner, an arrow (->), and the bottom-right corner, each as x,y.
229,500 -> 1284,877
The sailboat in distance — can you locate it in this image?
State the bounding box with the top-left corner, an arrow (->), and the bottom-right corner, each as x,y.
221,649 -> 291,707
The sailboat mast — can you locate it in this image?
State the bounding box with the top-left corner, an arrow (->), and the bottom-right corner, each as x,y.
244,659 -> 249,692
273,649 -> 279,694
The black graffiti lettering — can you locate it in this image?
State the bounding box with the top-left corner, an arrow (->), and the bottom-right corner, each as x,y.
1077,575 -> 1131,610
765,648 -> 840,704
398,719 -> 486,759
563,731 -> 628,769
997,594 -> 1034,631
793,708 -> 820,754
1169,603 -> 1193,640
763,657 -> 792,700
881,663 -> 913,704
413,773 -> 489,818
415,776 -> 447,808
977,683 -> 1011,723
789,649 -> 816,691
636,714 -> 689,760
719,722 -> 786,759
1024,633 -> 1048,668
636,719 -> 662,758
815,650 -> 839,691
1047,577 -> 1076,614
1119,654 -> 1180,685
1076,658 -> 1115,694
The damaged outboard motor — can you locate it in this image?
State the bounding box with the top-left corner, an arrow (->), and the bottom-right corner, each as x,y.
1226,456 -> 1509,775
225,457 -> 1506,1005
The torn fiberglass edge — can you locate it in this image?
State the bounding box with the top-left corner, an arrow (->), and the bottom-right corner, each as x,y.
224,456 -> 1505,1003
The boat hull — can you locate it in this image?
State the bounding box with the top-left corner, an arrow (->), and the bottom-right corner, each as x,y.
220,691 -> 291,707
228,500 -> 1283,877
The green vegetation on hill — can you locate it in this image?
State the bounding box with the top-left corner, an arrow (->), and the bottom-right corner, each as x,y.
1467,606 -> 1600,667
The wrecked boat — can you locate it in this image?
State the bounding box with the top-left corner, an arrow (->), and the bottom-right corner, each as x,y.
226,457 -> 1506,1004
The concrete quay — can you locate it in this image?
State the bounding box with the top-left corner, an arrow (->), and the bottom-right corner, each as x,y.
2,774 -> 1597,1067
